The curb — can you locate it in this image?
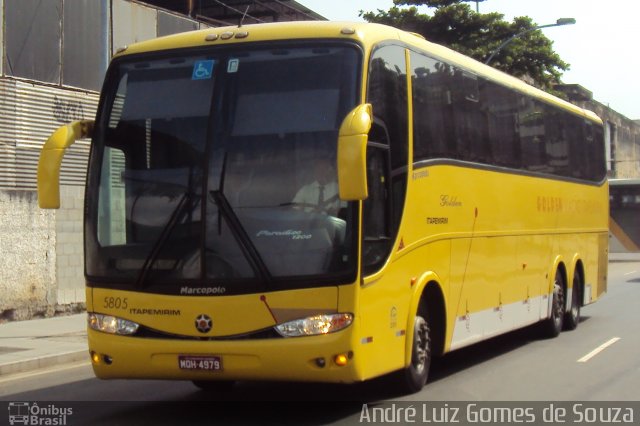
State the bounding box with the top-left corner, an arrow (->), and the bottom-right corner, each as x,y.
609,253 -> 640,263
0,350 -> 88,377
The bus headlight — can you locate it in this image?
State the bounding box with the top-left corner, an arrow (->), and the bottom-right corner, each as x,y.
88,313 -> 139,335
275,313 -> 353,337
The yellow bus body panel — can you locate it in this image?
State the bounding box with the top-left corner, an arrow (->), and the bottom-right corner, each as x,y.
354,164 -> 607,378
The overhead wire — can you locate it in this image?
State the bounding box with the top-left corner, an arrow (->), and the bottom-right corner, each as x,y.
212,0 -> 267,24
273,0 -> 319,21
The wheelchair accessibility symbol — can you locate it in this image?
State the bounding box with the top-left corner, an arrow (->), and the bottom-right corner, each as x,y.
192,60 -> 214,80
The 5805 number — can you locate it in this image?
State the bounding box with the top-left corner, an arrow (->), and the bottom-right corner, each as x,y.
103,297 -> 128,310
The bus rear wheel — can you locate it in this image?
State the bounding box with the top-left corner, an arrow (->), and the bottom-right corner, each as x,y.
397,314 -> 431,394
541,271 -> 565,338
563,273 -> 581,330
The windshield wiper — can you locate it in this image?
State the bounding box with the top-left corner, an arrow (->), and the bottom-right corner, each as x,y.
210,152 -> 272,285
136,192 -> 192,288
210,190 -> 272,286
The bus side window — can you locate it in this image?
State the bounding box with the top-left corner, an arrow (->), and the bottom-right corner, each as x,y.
362,122 -> 392,274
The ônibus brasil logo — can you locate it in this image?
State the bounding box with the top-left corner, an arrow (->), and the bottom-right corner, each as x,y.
7,402 -> 72,425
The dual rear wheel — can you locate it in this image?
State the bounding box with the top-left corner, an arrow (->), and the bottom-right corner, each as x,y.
563,272 -> 582,331
542,269 -> 581,338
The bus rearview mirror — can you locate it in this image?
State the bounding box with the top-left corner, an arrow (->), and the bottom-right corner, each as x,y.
337,104 -> 372,201
38,120 -> 94,209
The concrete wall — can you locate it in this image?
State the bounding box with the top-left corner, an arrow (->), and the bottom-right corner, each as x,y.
0,190 -> 57,321
56,186 -> 85,306
587,103 -> 640,178
0,187 -> 85,321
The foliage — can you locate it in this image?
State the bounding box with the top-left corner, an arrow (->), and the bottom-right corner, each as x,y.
361,0 -> 570,91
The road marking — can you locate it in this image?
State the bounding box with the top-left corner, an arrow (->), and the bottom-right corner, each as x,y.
0,360 -> 91,385
623,271 -> 637,276
577,337 -> 621,363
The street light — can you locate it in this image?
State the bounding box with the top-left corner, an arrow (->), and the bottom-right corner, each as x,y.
472,0 -> 486,13
484,18 -> 576,65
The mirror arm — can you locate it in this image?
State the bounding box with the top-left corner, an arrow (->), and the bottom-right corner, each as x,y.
38,120 -> 94,209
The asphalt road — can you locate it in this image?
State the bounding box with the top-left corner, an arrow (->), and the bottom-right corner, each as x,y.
1,261 -> 638,425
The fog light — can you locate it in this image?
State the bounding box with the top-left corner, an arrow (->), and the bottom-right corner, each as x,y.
334,354 -> 348,366
91,351 -> 100,364
315,358 -> 326,368
103,355 -> 113,365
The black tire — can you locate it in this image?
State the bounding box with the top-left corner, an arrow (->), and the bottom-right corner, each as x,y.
541,271 -> 565,338
563,272 -> 581,331
192,380 -> 235,393
397,313 -> 431,394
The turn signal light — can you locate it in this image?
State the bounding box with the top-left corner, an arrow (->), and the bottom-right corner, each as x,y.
334,354 -> 348,366
90,351 -> 113,365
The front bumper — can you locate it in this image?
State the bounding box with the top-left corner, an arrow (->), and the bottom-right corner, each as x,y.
88,327 -> 360,383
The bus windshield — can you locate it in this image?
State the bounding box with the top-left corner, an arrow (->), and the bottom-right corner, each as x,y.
85,43 -> 360,295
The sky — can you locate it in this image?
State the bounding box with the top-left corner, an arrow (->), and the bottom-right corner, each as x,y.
299,0 -> 640,120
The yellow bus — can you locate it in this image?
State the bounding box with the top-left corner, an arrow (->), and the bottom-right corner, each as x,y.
38,21 -> 608,393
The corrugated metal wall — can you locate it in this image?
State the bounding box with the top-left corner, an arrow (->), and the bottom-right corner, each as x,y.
0,79 -> 99,189
0,1 -> 207,191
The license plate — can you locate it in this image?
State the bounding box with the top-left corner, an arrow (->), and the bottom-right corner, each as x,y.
178,355 -> 223,371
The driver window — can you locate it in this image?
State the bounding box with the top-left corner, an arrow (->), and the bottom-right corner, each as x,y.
363,44 -> 409,276
362,122 -> 391,275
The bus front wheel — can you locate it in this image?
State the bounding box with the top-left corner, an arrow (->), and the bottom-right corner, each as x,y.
398,314 -> 431,394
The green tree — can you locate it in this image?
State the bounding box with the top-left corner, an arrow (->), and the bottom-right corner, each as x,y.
361,0 -> 569,91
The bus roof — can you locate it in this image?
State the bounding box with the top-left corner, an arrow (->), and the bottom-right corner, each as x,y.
115,21 -> 601,125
